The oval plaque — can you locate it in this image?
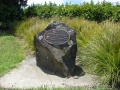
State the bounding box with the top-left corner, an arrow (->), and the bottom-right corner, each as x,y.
44,29 -> 70,45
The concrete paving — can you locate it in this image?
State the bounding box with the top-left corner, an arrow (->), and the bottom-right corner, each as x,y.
0,55 -> 97,89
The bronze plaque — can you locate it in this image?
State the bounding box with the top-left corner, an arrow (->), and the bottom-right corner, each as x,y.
44,29 -> 70,45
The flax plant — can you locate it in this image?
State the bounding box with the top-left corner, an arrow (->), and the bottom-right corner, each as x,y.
81,21 -> 120,88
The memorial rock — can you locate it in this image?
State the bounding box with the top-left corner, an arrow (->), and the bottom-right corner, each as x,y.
34,21 -> 77,77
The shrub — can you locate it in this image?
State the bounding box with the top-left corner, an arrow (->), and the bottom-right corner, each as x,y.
80,21 -> 120,88
24,1 -> 120,22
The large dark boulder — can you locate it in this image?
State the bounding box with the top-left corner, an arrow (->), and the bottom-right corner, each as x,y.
34,21 -> 77,77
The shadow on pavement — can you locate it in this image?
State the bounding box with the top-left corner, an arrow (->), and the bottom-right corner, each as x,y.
72,65 -> 85,76
38,65 -> 85,78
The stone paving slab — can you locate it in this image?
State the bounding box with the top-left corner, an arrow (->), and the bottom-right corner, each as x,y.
0,55 -> 97,89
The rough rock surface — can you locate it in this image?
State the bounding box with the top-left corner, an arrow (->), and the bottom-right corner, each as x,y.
34,21 -> 77,76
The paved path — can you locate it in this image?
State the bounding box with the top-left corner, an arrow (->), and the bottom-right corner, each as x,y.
0,55 -> 97,89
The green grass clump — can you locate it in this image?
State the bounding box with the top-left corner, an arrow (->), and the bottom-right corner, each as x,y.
80,21 -> 120,88
0,34 -> 25,77
15,17 -> 49,51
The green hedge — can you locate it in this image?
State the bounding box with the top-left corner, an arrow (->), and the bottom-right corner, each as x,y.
24,1 -> 120,22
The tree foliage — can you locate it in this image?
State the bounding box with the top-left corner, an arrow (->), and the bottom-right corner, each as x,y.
0,0 -> 27,29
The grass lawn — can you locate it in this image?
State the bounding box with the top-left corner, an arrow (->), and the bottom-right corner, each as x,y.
0,32 -> 25,77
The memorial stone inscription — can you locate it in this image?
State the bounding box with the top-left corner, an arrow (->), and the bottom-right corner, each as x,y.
34,21 -> 77,77
44,29 -> 70,45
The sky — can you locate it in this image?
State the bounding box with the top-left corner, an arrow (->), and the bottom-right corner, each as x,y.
27,0 -> 120,5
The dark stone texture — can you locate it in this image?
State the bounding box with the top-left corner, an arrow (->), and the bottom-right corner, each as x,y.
34,21 -> 77,77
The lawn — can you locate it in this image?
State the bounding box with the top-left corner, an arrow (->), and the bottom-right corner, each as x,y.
0,32 -> 25,77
